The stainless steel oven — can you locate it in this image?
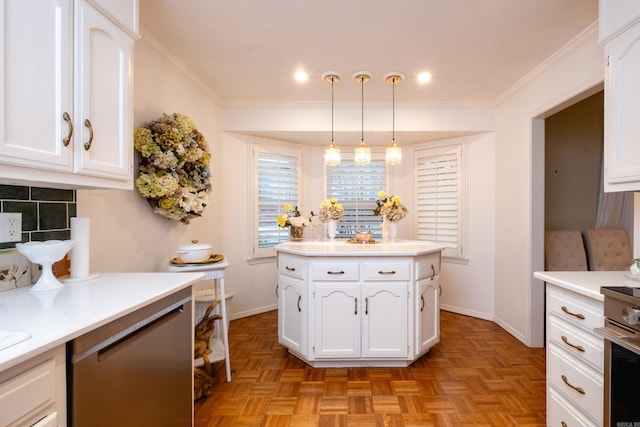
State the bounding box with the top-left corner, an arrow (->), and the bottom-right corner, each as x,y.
597,286 -> 640,427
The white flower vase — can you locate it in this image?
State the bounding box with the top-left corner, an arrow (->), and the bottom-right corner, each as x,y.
381,217 -> 391,243
327,220 -> 337,240
390,221 -> 397,241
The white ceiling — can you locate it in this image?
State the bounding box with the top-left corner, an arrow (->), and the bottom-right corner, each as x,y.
138,0 -> 599,145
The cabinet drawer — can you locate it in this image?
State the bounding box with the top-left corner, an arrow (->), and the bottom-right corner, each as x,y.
548,315 -> 603,372
548,344 -> 602,422
0,359 -> 56,427
311,263 -> 359,281
279,254 -> 306,280
416,253 -> 441,280
361,262 -> 410,281
547,287 -> 603,332
548,386 -> 598,427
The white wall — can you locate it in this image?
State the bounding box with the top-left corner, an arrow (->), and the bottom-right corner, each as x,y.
494,23 -> 603,346
77,34 -> 223,282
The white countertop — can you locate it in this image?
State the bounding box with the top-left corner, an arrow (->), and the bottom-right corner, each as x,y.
0,272 -> 204,372
276,239 -> 445,257
533,270 -> 640,301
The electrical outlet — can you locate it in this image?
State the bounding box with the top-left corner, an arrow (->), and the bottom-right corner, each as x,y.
0,212 -> 22,242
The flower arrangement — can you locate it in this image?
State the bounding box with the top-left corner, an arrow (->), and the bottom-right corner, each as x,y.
134,113 -> 212,224
318,198 -> 344,222
277,204 -> 311,228
373,190 -> 408,222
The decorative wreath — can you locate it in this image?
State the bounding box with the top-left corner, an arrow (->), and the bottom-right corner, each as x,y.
134,113 -> 212,224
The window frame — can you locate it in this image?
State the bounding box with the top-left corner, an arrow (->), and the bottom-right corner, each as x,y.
250,141 -> 302,260
414,143 -> 467,261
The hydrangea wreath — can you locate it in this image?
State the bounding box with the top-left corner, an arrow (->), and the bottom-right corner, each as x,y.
134,113 -> 212,224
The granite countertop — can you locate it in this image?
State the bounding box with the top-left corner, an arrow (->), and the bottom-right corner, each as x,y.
276,239 -> 445,257
533,270 -> 640,301
0,272 -> 204,372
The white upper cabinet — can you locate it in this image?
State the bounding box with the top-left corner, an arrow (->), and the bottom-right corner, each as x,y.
601,0 -> 640,192
0,0 -> 136,190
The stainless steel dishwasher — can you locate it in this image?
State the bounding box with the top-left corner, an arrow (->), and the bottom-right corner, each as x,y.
68,287 -> 193,427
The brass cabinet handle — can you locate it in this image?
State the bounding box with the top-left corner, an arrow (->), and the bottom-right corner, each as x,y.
285,266 -> 295,271
327,271 -> 344,275
431,264 -> 435,280
62,112 -> 73,146
561,374 -> 585,395
275,284 -> 278,298
365,297 -> 369,315
83,119 -> 94,150
561,422 -> 567,427
420,295 -> 425,312
439,285 -> 442,297
561,306 -> 585,320
297,295 -> 301,312
354,297 -> 358,315
561,335 -> 585,352
378,270 -> 396,275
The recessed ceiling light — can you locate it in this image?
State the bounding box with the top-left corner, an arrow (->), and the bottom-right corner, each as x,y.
417,72 -> 432,84
294,70 -> 308,82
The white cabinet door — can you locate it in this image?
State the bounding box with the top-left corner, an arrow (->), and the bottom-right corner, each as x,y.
361,282 -> 408,358
604,21 -> 640,192
0,0 -> 73,171
277,275 -> 306,356
74,0 -> 132,182
416,277 -> 440,356
313,283 -> 360,358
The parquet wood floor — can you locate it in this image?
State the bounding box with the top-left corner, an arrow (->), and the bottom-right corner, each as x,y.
194,310 -> 546,426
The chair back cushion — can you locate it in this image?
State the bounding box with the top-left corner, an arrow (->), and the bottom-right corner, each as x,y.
544,230 -> 588,271
583,229 -> 632,271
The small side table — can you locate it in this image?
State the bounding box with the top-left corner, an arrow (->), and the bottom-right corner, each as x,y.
169,259 -> 231,382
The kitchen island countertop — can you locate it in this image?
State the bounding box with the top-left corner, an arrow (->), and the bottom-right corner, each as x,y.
533,270 -> 639,301
276,239 -> 445,257
0,272 -> 204,372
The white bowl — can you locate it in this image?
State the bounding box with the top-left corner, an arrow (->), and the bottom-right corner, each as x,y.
176,240 -> 212,263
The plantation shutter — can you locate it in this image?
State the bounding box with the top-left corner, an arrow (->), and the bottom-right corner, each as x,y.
327,159 -> 387,239
416,147 -> 462,257
256,151 -> 299,251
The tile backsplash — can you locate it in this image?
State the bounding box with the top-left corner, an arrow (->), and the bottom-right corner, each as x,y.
0,184 -> 76,290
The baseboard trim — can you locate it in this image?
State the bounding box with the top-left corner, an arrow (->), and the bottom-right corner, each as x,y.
230,304 -> 277,321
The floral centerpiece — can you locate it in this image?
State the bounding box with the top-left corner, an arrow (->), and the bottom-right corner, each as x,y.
373,190 -> 408,222
318,198 -> 344,222
277,204 -> 311,241
134,113 -> 212,224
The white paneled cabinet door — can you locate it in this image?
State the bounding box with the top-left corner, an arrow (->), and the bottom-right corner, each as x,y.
0,0 -> 73,170
604,21 -> 640,192
74,0 -> 132,181
361,283 -> 408,358
314,284 -> 360,358
416,277 -> 440,356
278,275 -> 305,356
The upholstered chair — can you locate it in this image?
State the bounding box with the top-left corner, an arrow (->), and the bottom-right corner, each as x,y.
582,228 -> 633,271
544,230 -> 589,271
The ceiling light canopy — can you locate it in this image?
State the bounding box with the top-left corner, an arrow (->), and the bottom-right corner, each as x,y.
353,71 -> 371,166
384,72 -> 404,166
322,71 -> 341,166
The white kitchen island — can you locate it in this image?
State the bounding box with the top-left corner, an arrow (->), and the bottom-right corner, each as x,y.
275,240 -> 444,367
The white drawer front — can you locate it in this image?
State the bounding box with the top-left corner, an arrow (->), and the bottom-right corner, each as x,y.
311,263 -> 359,281
416,254 -> 440,279
0,359 -> 56,427
361,262 -> 410,281
548,315 -> 604,372
548,344 -> 602,422
548,387 -> 598,427
547,287 -> 603,332
279,254 -> 306,280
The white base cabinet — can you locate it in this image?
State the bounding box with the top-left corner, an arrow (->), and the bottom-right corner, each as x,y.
277,246 -> 442,368
545,284 -> 604,426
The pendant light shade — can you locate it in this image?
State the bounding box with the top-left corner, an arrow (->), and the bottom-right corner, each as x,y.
384,72 -> 404,166
322,72 -> 341,166
353,72 -> 371,165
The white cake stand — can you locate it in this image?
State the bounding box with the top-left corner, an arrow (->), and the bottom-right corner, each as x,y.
16,240 -> 74,292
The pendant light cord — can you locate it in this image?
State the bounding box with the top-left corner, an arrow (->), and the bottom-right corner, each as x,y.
331,76 -> 335,143
392,77 -> 395,142
360,76 -> 364,143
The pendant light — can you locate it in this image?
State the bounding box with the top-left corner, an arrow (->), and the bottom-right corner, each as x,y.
322,72 -> 341,166
384,72 -> 404,165
353,72 -> 371,165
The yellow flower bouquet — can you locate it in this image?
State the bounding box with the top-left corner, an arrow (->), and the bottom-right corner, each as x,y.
373,190 -> 408,222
